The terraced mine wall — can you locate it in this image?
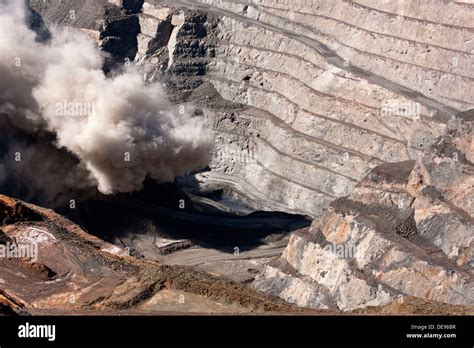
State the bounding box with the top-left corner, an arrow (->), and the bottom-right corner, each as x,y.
29,0 -> 473,217
255,112 -> 474,310
136,0 -> 472,217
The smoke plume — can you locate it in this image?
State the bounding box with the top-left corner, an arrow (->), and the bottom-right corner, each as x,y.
0,0 -> 213,205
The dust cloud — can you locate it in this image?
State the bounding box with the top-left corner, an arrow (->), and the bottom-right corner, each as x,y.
0,0 -> 213,205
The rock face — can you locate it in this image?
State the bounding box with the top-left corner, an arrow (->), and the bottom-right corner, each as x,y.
254,116 -> 474,310
29,0 -> 143,70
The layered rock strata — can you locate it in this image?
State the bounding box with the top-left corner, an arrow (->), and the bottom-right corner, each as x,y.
254,114 -> 474,310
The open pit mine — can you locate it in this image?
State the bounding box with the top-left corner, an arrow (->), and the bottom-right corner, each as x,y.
0,0 -> 473,316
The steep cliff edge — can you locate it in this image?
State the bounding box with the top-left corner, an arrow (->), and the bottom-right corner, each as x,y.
254,114 -> 474,310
